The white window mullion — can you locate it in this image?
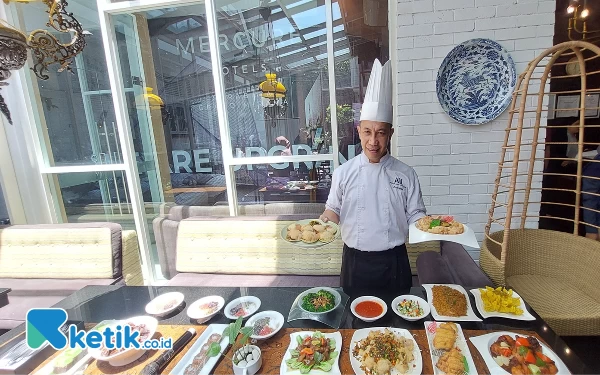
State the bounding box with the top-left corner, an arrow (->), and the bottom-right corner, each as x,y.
98,1 -> 156,284
325,0 -> 340,169
389,0 -> 398,158
205,0 -> 238,216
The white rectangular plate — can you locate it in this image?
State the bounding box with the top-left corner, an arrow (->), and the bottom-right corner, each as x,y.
408,222 -> 480,248
424,321 -> 477,375
349,327 -> 422,375
470,289 -> 536,321
422,284 -> 482,322
280,331 -> 342,375
469,332 -> 571,375
171,324 -> 230,375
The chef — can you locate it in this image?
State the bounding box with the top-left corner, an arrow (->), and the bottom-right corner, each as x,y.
319,59 -> 426,290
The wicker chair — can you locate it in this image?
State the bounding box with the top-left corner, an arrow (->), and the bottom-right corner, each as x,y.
484,229 -> 600,336
481,41 -> 600,336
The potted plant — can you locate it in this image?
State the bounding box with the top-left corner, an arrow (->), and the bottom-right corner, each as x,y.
207,317 -> 262,375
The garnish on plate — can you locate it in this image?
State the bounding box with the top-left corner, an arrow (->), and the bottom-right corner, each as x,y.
286,332 -> 338,373
301,290 -> 335,313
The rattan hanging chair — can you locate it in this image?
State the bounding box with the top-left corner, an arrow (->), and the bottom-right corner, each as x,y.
480,40 -> 600,336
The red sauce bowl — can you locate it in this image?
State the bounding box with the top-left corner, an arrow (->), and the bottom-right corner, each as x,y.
350,296 -> 387,322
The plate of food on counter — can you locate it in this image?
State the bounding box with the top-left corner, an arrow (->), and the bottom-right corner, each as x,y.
470,286 -> 536,321
171,324 -> 229,375
424,321 -> 477,375
280,331 -> 341,375
224,296 -> 261,320
187,295 -> 225,323
391,295 -> 430,321
282,219 -> 340,247
350,327 -> 422,375
469,332 -> 569,375
408,215 -> 479,248
350,296 -> 387,322
145,291 -> 185,317
245,311 -> 284,340
422,284 -> 482,322
297,287 -> 341,315
88,316 -> 158,367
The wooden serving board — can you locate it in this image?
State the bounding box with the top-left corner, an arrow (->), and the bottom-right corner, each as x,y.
29,326 -> 543,375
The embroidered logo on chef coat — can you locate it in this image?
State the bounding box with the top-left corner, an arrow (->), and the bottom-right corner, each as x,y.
389,177 -> 406,190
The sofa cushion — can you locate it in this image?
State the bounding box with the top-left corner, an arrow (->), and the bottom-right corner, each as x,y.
442,242 -> 493,288
416,251 -> 455,285
0,278 -> 116,296
166,273 -> 340,287
264,203 -> 325,215
0,226 -> 118,279
507,275 -> 600,336
0,296 -> 67,330
168,205 -> 265,221
176,218 -> 342,276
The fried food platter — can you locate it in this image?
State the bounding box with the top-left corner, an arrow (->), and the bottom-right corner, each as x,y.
281,219 -> 340,248
422,284 -> 482,322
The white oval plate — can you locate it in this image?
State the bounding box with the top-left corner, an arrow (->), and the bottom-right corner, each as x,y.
88,316 -> 158,367
391,295 -> 430,321
469,331 -> 570,375
280,219 -> 340,248
224,296 -> 261,320
409,222 -> 480,248
145,292 -> 185,317
187,295 -> 225,323
245,311 -> 284,340
350,296 -> 387,322
297,287 -> 341,315
349,328 -> 422,375
422,284 -> 482,322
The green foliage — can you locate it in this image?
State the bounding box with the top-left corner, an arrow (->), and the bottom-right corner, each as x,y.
326,104 -> 354,126
207,317 -> 254,363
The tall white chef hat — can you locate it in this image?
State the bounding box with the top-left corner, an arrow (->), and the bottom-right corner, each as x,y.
359,59 -> 393,124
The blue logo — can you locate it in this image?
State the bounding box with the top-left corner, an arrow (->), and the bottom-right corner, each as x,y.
26,309 -> 172,351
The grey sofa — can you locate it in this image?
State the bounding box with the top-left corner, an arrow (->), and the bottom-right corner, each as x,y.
0,223 -> 143,329
416,243 -> 493,287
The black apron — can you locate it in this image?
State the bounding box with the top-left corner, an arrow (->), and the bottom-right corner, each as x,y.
340,243 -> 412,290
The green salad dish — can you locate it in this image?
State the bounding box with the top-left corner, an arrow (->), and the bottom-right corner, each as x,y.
286,331 -> 339,374
298,287 -> 341,315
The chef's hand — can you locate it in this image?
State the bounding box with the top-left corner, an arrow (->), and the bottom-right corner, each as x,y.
561,160 -> 574,167
319,214 -> 329,223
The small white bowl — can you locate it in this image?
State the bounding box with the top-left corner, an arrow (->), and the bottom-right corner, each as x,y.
89,315 -> 158,367
145,292 -> 185,317
232,345 -> 262,375
297,287 -> 341,315
187,295 -> 225,323
391,295 -> 430,321
245,311 -> 284,340
350,296 -> 387,322
224,296 -> 261,320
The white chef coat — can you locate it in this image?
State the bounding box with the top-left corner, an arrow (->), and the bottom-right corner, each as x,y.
325,152 -> 426,252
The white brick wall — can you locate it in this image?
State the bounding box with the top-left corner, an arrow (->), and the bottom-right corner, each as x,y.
396,0 -> 554,259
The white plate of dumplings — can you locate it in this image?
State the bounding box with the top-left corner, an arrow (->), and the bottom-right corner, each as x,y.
281,219 -> 340,248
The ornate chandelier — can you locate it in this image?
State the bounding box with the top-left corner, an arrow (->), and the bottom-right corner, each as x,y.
566,0 -> 600,41
0,0 -> 87,124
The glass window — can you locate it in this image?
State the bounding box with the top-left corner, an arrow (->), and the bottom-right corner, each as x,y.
330,0 -> 389,163
215,0 -> 334,158
11,1 -> 122,167
50,172 -> 135,229
232,161 -> 332,205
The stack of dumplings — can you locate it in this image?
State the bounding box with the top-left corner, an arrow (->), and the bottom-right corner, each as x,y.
284,220 -> 338,244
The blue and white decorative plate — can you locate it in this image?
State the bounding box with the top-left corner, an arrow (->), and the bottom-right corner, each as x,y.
436,38 -> 516,125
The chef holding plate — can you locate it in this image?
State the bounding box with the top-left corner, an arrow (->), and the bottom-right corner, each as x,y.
320,59 -> 427,291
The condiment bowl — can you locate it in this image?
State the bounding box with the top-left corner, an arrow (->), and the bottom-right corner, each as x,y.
391,295 -> 430,321
350,296 -> 387,322
187,295 -> 225,323
145,292 -> 184,317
